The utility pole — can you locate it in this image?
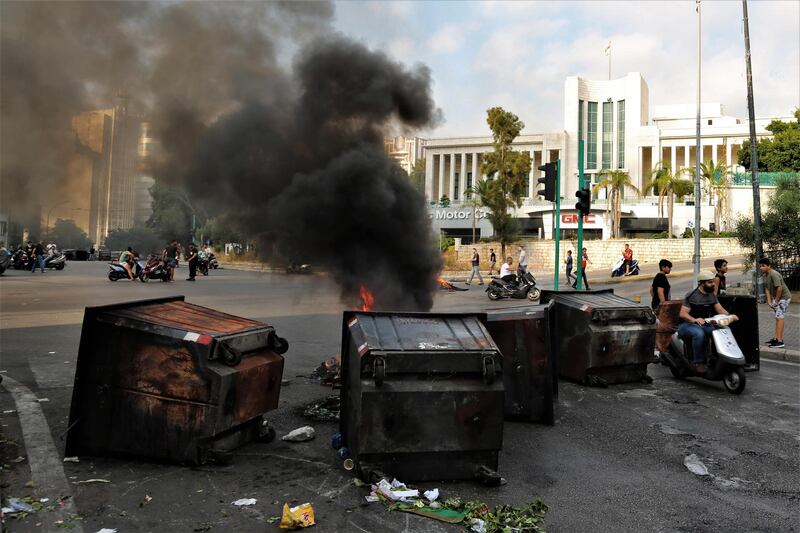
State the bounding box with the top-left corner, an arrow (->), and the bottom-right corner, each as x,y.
743,0 -> 764,301
576,140 -> 585,290
553,160 -> 561,290
693,0 -> 702,286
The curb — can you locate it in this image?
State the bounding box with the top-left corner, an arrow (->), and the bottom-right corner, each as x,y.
760,347 -> 800,364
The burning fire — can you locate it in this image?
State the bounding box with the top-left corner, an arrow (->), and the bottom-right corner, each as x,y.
359,286 -> 375,311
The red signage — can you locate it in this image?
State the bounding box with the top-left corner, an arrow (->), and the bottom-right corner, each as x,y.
561,214 -> 595,224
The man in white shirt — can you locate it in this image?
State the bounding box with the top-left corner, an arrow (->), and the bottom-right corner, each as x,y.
518,246 -> 528,274
499,256 -> 517,285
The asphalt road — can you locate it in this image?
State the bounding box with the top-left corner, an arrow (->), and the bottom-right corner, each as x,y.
1,262 -> 798,532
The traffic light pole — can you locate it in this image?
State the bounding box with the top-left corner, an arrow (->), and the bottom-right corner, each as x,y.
576,140 -> 585,290
553,160 -> 561,290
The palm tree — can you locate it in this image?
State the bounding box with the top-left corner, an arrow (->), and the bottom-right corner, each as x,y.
592,170 -> 640,238
463,179 -> 491,244
695,159 -> 732,234
643,162 -> 693,238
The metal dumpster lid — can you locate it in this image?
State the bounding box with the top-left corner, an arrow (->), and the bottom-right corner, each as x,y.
89,296 -> 268,337
485,301 -> 552,321
546,292 -> 649,311
344,311 -> 497,352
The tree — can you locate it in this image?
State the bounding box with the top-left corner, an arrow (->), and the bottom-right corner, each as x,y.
105,227 -> 164,256
463,179 -> 491,244
50,219 -> 91,249
410,158 -> 426,195
643,162 -> 693,238
735,176 -> 800,269
592,170 -> 640,239
738,109 -> 800,172
479,107 -> 531,258
694,159 -> 732,234
198,214 -> 244,246
147,182 -> 193,242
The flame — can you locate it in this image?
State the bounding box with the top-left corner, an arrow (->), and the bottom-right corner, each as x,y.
359,286 -> 375,311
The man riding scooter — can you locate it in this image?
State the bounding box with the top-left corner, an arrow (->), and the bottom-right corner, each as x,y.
677,271 -> 739,373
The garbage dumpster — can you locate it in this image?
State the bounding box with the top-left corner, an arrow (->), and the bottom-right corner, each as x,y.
484,302 -> 555,424
542,291 -> 656,386
655,300 -> 682,354
340,311 -> 504,483
66,296 -> 288,464
717,295 -> 760,370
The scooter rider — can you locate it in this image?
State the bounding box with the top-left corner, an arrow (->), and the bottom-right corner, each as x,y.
499,256 -> 517,286
677,271 -> 738,372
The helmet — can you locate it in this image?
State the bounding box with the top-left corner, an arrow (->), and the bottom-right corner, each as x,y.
697,271 -> 716,282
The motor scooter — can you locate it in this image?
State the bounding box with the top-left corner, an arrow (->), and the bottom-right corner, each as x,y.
0,247 -> 11,275
139,256 -> 170,282
611,257 -> 640,277
286,262 -> 312,274
659,314 -> 747,394
43,253 -> 67,270
108,259 -> 143,281
486,271 -> 541,301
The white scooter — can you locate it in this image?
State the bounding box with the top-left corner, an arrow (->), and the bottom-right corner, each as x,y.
659,314 -> 747,394
610,257 -> 640,277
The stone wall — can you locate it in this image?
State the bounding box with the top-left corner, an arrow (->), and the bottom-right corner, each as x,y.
453,238 -> 747,272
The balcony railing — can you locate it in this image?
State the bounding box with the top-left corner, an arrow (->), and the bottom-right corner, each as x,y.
731,172 -> 800,186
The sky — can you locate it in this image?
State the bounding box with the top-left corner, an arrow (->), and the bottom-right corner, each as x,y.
333,0 -> 800,138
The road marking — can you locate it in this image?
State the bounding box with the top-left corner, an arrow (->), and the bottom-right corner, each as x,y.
761,358 -> 800,367
1,375 -> 84,533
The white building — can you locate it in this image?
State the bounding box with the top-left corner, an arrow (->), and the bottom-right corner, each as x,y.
384,136 -> 427,175
425,72 -> 794,241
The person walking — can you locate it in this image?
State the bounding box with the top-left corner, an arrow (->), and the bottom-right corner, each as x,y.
759,258 -> 791,348
489,248 -> 497,275
518,246 -> 528,275
712,258 -> 728,295
564,250 -> 574,286
573,247 -> 590,290
650,259 -> 673,311
30,241 -> 45,273
466,248 -> 484,286
186,244 -> 198,281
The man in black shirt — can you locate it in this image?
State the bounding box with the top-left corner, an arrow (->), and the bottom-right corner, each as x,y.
650,259 -> 672,310
489,248 -> 497,275
677,271 -> 737,371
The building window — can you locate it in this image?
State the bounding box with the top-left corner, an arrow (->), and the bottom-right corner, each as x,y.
454,172 -> 459,201
466,172 -> 473,192
708,119 -> 713,125
578,100 -> 584,159
617,100 -> 625,169
602,101 -> 612,169
587,102 -> 598,169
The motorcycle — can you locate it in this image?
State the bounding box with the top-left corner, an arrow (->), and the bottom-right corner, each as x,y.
43,253 -> 66,271
611,257 -> 640,277
139,256 -> 170,282
198,257 -> 209,276
486,271 -> 541,301
286,263 -> 312,275
12,249 -> 31,270
208,253 -> 219,269
659,314 -> 747,394
108,259 -> 143,281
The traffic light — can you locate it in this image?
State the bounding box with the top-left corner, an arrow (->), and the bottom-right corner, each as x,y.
575,187 -> 591,216
537,162 -> 557,202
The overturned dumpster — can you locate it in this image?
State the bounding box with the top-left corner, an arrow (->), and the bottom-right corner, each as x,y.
66,296 -> 288,464
484,302 -> 556,424
340,311 -> 504,484
542,290 -> 656,386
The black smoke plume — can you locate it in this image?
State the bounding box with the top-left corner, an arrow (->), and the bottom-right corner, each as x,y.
1,2 -> 442,310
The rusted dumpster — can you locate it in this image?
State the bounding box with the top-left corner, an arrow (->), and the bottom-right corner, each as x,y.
542,291 -> 656,386
66,296 -> 288,464
340,311 -> 504,483
484,302 -> 555,424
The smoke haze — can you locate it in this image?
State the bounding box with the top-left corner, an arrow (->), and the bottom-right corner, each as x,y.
1,1 -> 442,310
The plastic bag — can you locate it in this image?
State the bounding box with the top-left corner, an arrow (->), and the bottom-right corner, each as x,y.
279,502 -> 315,529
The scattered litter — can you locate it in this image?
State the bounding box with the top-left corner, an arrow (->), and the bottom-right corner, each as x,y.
352,478 -> 365,487
232,498 -> 257,506
470,518 -> 487,533
684,454 -> 710,476
48,351 -> 56,355
39,498 -> 50,503
424,489 -> 439,502
2,410 -> 16,414
36,398 -> 49,403
0,370 -> 7,373
96,529 -> 117,533
365,495 -> 380,503
74,478 -> 111,484
376,479 -> 419,502
63,456 -> 80,463
281,426 -> 315,442
279,502 -> 315,529
309,355 -> 341,386
281,379 -> 292,386
304,395 -> 340,422
139,495 -> 152,507
11,456 -> 26,463
330,432 -> 343,449
7,498 -> 35,513
1,507 -> 13,514
338,447 -> 350,459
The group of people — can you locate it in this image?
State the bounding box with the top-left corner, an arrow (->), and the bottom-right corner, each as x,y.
117,239 -> 212,282
23,240 -> 59,273
466,245 -> 532,286
650,255 -> 792,371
